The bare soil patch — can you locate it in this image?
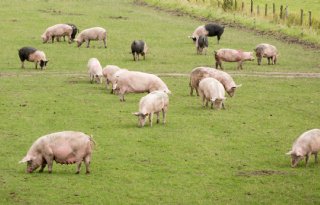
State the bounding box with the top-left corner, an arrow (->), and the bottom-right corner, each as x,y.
236,170 -> 288,177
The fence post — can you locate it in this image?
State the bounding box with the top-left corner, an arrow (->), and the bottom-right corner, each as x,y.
309,11 -> 312,28
265,4 -> 267,16
280,5 -> 283,19
251,0 -> 253,14
242,1 -> 244,11
300,9 -> 303,25
273,3 -> 275,16
285,5 -> 288,20
235,0 -> 237,10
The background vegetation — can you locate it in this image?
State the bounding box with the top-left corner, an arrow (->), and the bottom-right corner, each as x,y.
141,0 -> 320,45
0,0 -> 319,204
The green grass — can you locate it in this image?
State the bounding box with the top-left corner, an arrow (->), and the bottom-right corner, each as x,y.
0,0 -> 320,204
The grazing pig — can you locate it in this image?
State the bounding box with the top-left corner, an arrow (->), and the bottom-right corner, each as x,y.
189,67 -> 241,97
112,71 -> 171,102
286,129 -> 320,168
133,91 -> 169,127
58,23 -> 79,42
18,47 -> 48,70
198,77 -> 226,109
131,40 -> 148,61
75,27 -> 107,48
254,43 -> 278,65
19,131 -> 95,174
196,35 -> 208,55
102,65 -> 121,93
214,49 -> 254,70
87,58 -> 103,84
189,23 -> 224,44
41,24 -> 73,43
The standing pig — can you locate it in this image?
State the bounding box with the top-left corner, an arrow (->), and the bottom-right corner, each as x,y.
254,43 -> 278,65
286,129 -> 320,167
19,131 -> 95,174
133,91 -> 169,127
189,67 -> 241,97
75,27 -> 107,48
189,23 -> 224,44
198,77 -> 226,109
131,40 -> 148,61
196,35 -> 208,55
87,58 -> 103,84
214,49 -> 254,70
41,24 -> 73,43
18,47 -> 48,70
112,70 -> 171,102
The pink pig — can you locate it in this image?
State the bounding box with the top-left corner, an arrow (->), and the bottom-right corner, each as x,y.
19,131 -> 95,174
214,48 -> 254,70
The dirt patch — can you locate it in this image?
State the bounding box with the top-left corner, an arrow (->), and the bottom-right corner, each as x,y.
109,16 -> 129,20
236,170 -> 287,177
133,0 -> 320,50
38,9 -> 84,16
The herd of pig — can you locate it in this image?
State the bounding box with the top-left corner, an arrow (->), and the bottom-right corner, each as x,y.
18,23 -> 319,174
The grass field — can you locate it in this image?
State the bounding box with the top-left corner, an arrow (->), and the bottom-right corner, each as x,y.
1,0 -> 320,204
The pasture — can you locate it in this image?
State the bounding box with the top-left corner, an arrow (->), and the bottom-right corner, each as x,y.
0,0 -> 320,204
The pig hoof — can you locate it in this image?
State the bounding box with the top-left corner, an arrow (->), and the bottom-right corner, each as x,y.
75,171 -> 80,174
86,171 -> 90,175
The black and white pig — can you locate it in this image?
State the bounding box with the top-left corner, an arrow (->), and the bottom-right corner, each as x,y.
18,47 -> 48,70
189,23 -> 225,44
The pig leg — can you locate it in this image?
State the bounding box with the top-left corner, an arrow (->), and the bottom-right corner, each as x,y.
305,153 -> 311,167
267,57 -> 271,65
39,161 -> 47,173
162,109 -> 166,124
156,112 -> 160,123
21,61 -> 25,69
76,161 -> 82,174
222,102 -> 226,110
103,39 -> 107,48
149,113 -> 153,127
35,62 -> 38,69
86,40 -> 90,48
190,86 -> 194,96
315,153 -> 318,164
84,155 -> 91,174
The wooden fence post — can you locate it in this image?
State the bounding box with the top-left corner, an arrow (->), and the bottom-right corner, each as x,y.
308,11 -> 312,28
265,4 -> 267,16
280,5 -> 283,19
235,0 -> 237,10
242,1 -> 244,11
273,3 -> 275,16
285,5 -> 288,20
300,9 -> 303,25
251,0 -> 253,14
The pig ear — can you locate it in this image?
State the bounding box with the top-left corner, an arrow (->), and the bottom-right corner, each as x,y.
286,151 -> 293,155
19,156 -> 32,163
